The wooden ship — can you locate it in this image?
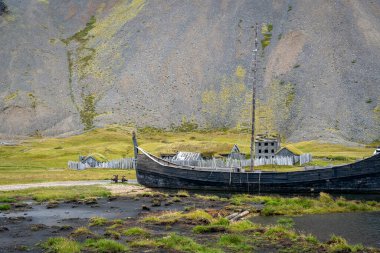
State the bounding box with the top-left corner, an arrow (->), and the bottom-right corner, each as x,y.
132,24 -> 380,194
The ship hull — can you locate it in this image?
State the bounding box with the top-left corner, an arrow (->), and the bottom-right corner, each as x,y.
136,150 -> 380,194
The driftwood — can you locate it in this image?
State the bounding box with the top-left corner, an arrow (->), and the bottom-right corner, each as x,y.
228,210 -> 250,222
225,212 -> 239,220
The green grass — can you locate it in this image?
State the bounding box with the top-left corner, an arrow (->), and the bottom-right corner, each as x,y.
193,224 -> 227,233
142,209 -> 214,225
291,141 -> 372,160
0,197 -> 16,203
219,234 -> 252,252
158,233 -> 223,253
0,204 -> 11,211
327,235 -> 365,253
89,216 -> 108,227
229,192 -> 380,216
0,165 -> 134,185
84,239 -> 129,253
277,217 -> 295,228
70,227 -> 95,238
264,224 -> 298,240
41,208 -> 380,253
42,237 -> 81,253
123,227 -> 150,237
0,185 -> 110,202
228,220 -> 259,233
176,190 -> 190,197
192,218 -> 230,233
129,239 -> 161,248
194,194 -> 224,202
0,125 -> 375,185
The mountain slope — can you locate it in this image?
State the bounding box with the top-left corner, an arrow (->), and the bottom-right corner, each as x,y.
0,0 -> 379,143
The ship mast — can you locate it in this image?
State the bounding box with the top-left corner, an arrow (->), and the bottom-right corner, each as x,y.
250,23 -> 259,172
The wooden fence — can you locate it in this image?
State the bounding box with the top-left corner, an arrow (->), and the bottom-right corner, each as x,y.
68,158 -> 135,170
166,154 -> 312,168
68,154 -> 312,170
166,156 -> 294,168
299,153 -> 312,165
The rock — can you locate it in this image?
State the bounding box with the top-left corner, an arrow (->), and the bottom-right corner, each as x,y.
108,196 -> 117,201
58,225 -> 73,231
13,203 -> 29,208
151,199 -> 161,207
141,205 -> 150,211
8,217 -> 25,223
0,1 -> 379,143
46,201 -> 59,209
0,226 -> 9,232
84,198 -> 98,205
30,224 -> 47,231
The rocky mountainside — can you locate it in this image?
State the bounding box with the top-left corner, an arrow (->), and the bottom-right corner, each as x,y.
0,0 -> 379,143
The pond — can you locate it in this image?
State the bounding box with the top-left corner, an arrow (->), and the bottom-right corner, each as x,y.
252,211 -> 380,248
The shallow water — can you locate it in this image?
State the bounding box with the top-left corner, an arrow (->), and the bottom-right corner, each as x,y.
252,211 -> 380,247
1,197 -> 182,226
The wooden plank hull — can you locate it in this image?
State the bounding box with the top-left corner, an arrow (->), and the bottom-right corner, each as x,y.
136,151 -> 380,193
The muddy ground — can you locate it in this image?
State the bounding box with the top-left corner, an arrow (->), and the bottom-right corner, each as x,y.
1,187 -> 379,253
0,191 -> 230,252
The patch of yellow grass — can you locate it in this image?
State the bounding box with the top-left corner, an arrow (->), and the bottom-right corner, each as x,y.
0,185 -> 110,202
291,141 -> 373,159
0,125 -> 374,185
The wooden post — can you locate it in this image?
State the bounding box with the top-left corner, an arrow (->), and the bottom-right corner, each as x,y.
132,131 -> 138,169
250,23 -> 259,172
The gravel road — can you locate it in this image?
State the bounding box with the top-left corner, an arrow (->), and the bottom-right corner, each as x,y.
0,179 -> 138,191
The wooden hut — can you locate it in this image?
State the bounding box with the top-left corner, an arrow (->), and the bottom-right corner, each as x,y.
79,153 -> 108,167
275,146 -> 303,163
219,144 -> 246,160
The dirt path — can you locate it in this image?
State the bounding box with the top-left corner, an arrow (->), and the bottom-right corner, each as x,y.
0,180 -> 138,191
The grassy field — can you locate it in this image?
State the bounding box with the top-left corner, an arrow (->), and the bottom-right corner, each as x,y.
0,125 -> 375,185
0,185 -> 111,202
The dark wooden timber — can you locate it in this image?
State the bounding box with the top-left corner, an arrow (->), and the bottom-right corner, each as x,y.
135,147 -> 380,194
250,23 -> 259,172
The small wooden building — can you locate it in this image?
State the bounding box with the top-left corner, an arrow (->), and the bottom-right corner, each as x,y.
79,154 -> 108,167
275,146 -> 303,163
220,144 -> 246,160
